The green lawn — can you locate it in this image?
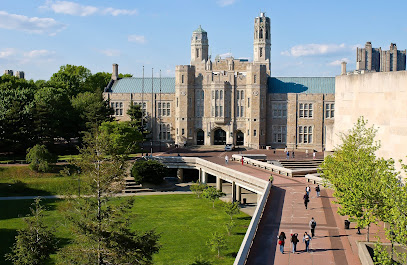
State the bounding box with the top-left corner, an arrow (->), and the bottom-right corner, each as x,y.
0,195 -> 250,265
0,166 -> 90,197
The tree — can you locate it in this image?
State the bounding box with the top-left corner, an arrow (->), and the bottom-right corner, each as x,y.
190,182 -> 208,198
202,187 -> 225,208
127,102 -> 144,128
50,65 -> 92,97
320,117 -> 397,241
206,232 -> 227,258
57,127 -> 160,264
26,144 -> 56,172
223,201 -> 240,220
99,121 -> 142,155
131,159 -> 168,185
5,198 -> 57,265
224,220 -> 235,236
84,72 -> 111,93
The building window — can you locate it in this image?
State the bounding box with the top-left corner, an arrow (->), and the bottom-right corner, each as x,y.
260,48 -> 263,57
299,103 -> 313,118
325,103 -> 334,118
237,91 -> 240,100
272,125 -> 287,143
248,98 -> 250,108
196,48 -> 199,58
176,97 -> 178,107
181,75 -> 184,84
158,102 -> 171,117
254,75 -> 257,83
111,102 -> 123,116
253,130 -> 257,137
160,124 -> 171,141
241,90 -> 244,99
272,102 -> 287,118
182,128 -> 185,135
241,106 -> 244,117
298,126 -> 313,144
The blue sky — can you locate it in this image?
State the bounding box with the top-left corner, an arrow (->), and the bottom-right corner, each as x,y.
1,0 -> 407,80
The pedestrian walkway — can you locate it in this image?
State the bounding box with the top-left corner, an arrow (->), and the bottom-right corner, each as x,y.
161,149 -> 382,265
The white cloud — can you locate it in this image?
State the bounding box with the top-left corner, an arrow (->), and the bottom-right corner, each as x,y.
41,1 -> 138,16
282,43 -> 354,57
24,49 -> 56,58
217,0 -> 236,7
328,58 -> 349,66
218,52 -> 233,58
99,49 -> 121,57
0,11 -> 66,35
128,34 -> 146,44
0,48 -> 17,58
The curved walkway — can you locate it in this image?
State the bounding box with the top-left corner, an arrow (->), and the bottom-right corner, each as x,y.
161,148 -> 365,265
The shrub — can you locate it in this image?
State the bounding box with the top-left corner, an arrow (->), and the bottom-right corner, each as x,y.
26,145 -> 56,172
131,159 -> 168,185
190,182 -> 208,198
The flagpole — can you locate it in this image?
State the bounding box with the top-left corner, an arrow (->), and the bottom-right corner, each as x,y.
151,68 -> 154,156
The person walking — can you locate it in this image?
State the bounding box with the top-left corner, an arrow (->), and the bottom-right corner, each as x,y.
303,192 -> 310,209
315,184 -> 321,197
286,151 -> 290,160
303,232 -> 312,252
306,149 -> 309,157
290,233 -> 299,253
225,155 -> 229,165
313,151 -> 316,159
309,217 -> 317,237
284,147 -> 287,153
277,232 -> 286,254
305,185 -> 311,196
241,157 -> 244,165
292,151 -> 295,158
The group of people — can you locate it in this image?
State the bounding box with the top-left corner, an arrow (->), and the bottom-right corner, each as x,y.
277,217 -> 317,254
278,184 -> 321,254
284,147 -> 317,160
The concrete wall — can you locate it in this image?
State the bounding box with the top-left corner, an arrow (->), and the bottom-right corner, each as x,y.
328,71 -> 407,177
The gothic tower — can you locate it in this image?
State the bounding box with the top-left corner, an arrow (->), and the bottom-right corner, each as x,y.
253,12 -> 271,73
191,25 -> 209,64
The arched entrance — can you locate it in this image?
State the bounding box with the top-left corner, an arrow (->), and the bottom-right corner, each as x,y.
236,131 -> 244,146
213,129 -> 226,145
197,130 -> 204,145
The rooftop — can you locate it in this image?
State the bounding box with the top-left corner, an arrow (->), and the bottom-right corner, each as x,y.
193,25 -> 206,33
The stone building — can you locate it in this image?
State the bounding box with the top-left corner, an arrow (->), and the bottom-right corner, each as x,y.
104,13 -> 335,151
356,42 -> 406,72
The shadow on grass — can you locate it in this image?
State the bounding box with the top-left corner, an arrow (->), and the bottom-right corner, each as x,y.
226,251 -> 238,258
0,199 -> 59,221
236,216 -> 252,221
0,182 -> 53,197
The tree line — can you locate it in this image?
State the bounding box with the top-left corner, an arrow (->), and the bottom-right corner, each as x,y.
0,64 -> 133,156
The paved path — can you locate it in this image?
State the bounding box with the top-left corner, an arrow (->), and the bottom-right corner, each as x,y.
160,148 -> 383,265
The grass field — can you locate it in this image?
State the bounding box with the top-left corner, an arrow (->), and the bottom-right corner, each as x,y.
0,194 -> 250,265
0,166 -> 90,197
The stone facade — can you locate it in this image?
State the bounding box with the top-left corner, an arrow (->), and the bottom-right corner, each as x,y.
103,13 -> 335,151
356,42 -> 406,72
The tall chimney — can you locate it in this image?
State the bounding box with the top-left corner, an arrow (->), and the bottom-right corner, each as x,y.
112,63 -> 119,80
341,61 -> 347,75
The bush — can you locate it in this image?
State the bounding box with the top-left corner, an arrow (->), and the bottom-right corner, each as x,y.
131,159 -> 168,185
190,182 -> 208,198
26,145 -> 56,172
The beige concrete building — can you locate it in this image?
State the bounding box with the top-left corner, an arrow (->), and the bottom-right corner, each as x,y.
326,70 -> 407,177
104,13 -> 335,151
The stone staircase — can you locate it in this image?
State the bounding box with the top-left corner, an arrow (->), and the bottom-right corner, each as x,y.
122,177 -> 152,193
278,159 -> 324,170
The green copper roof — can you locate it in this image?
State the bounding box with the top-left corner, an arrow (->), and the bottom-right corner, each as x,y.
268,77 -> 335,94
109,77 -> 175,94
193,25 -> 206,33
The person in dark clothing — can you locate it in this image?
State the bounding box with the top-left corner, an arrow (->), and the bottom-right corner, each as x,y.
303,193 -> 309,209
290,233 -> 299,253
277,231 -> 286,254
315,184 -> 321,197
309,217 -> 317,237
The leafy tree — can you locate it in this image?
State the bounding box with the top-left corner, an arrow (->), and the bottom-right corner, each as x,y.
127,102 -> 144,127
99,121 -> 142,155
0,74 -> 37,91
5,198 -> 57,265
71,91 -> 113,132
131,159 -> 168,185
320,117 -> 396,241
32,87 -> 76,143
26,144 -> 56,172
190,182 -> 208,198
223,201 -> 240,220
202,187 -> 225,208
84,72 -> 111,93
0,88 -> 36,154
224,220 -> 235,236
206,232 -> 227,258
57,127 -> 160,264
50,65 -> 92,97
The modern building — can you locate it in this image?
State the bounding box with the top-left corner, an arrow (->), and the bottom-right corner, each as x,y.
3,70 -> 25,79
104,12 -> 337,151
